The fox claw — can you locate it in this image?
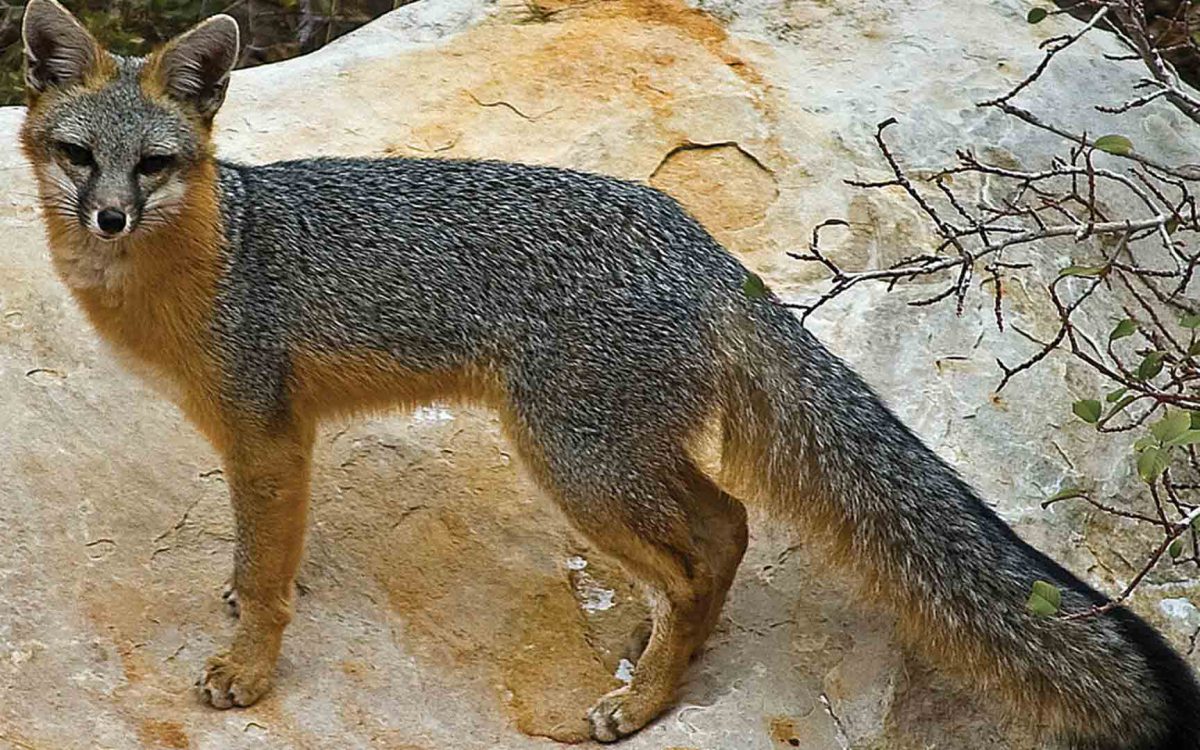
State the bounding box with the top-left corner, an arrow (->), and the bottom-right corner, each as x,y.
588,685 -> 664,742
197,651 -> 271,709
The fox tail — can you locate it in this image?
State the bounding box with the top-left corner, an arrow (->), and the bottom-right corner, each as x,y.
716,298 -> 1200,750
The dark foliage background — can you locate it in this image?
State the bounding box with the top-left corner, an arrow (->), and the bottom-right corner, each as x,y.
0,0 -> 412,106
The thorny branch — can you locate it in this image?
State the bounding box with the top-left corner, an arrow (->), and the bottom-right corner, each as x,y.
795,0 -> 1200,618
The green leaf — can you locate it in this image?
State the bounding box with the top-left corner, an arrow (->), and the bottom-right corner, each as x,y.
1094,134 -> 1134,156
1182,313 -> 1200,329
1073,399 -> 1102,423
1166,430 -> 1200,447
1110,319 -> 1137,341
1138,446 -> 1170,483
1026,580 -> 1061,617
1192,411 -> 1200,429
742,273 -> 770,300
1134,435 -> 1158,452
1108,395 -> 1136,417
1152,410 -> 1191,443
1106,386 -> 1128,403
1049,487 -> 1087,502
1136,351 -> 1165,380
1059,264 -> 1107,278
1027,7 -> 1048,23
1170,538 -> 1185,558
1189,341 -> 1200,357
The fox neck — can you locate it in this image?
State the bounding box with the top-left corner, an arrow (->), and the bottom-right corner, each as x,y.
38,159 -> 224,389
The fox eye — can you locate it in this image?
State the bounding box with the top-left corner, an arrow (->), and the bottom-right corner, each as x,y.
56,141 -> 94,168
137,154 -> 176,176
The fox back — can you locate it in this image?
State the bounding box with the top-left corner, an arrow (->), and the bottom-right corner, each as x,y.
211,157 -> 746,426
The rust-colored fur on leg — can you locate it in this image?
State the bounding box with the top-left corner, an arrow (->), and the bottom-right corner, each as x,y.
198,417 -> 315,708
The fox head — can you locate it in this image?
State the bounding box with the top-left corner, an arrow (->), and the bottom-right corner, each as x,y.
20,0 -> 239,242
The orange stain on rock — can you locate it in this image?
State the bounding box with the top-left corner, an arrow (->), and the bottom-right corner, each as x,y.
136,719 -> 190,749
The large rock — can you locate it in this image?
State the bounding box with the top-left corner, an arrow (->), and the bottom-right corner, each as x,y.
1,0 -> 1197,748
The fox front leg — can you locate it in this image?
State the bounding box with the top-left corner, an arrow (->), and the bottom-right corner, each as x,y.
198,422 -> 314,708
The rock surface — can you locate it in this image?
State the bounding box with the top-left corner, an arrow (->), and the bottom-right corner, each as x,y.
2,0 -> 1199,748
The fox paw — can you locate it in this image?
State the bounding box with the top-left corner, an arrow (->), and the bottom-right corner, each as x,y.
196,651 -> 271,709
587,685 -> 666,743
221,582 -> 240,618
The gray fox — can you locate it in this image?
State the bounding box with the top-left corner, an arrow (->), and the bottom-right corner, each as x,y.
18,1 -> 1200,746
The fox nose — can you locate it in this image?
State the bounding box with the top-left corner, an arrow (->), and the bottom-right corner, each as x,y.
96,208 -> 127,235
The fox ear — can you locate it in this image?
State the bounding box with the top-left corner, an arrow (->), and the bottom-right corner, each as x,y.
22,0 -> 104,95
150,15 -> 240,120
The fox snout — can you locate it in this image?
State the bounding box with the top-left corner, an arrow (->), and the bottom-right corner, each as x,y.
79,171 -> 140,240
35,154 -> 147,241
95,207 -> 129,237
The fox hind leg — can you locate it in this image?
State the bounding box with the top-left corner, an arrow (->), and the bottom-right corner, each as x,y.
508,412 -> 747,741
676,464 -> 749,652
582,463 -> 745,742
